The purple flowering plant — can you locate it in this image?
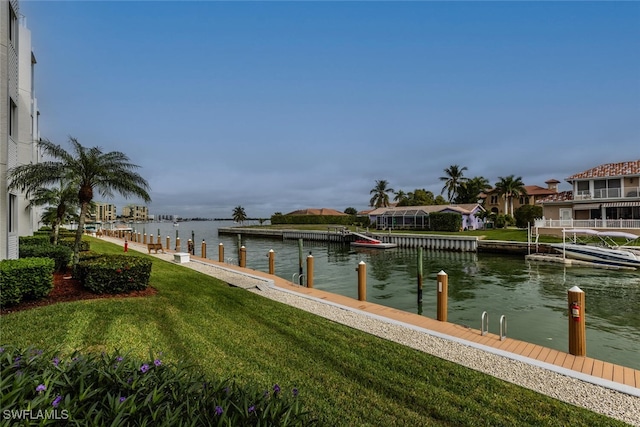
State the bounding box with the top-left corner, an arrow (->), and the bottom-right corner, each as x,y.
1,346 -> 313,425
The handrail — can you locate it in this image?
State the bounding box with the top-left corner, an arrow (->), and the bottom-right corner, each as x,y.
481,311 -> 488,336
292,273 -> 306,286
499,315 -> 507,341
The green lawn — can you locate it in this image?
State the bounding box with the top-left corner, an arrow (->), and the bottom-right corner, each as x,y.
1,239 -> 624,426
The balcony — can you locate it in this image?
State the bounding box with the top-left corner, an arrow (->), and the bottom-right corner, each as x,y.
574,186 -> 639,201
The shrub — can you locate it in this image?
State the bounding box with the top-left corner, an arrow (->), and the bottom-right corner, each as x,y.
19,244 -> 72,273
0,347 -> 315,426
58,237 -> 90,252
76,255 -> 152,294
429,212 -> 462,232
514,205 -> 543,229
18,235 -> 50,246
0,258 -> 54,308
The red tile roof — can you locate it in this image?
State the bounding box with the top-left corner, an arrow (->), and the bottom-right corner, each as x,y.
567,160 -> 640,180
286,208 -> 347,216
536,190 -> 573,203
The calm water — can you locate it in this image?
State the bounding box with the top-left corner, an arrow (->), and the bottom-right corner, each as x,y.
135,221 -> 640,370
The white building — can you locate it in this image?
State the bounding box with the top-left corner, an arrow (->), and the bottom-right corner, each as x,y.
1,0 -> 41,259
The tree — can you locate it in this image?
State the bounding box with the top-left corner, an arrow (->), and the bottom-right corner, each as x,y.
369,180 -> 395,208
398,188 -> 436,206
232,206 -> 247,224
27,180 -> 80,245
393,190 -> 408,205
344,207 -> 357,215
494,175 -> 527,217
454,176 -> 491,204
439,165 -> 468,203
8,137 -> 151,268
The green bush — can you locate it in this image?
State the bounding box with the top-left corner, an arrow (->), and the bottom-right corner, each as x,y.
429,212 -> 462,232
514,205 -> 543,229
58,237 -> 90,252
0,258 -> 54,308
76,255 -> 152,294
18,235 -> 50,246
19,244 -> 72,273
0,346 -> 315,426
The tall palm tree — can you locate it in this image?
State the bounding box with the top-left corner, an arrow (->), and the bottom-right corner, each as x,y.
369,180 -> 394,208
27,180 -> 80,245
232,206 -> 247,224
494,175 -> 527,217
439,165 -> 468,203
8,137 -> 151,267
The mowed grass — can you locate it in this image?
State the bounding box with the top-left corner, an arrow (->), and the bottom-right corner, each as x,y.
1,239 -> 624,426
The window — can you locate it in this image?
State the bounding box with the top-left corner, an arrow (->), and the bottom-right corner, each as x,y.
9,6 -> 17,46
9,99 -> 17,137
490,195 -> 498,204
9,194 -> 17,233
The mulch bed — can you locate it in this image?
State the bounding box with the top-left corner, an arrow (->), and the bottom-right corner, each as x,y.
0,272 -> 157,315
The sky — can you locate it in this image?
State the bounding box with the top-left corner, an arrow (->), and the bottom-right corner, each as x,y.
19,0 -> 640,219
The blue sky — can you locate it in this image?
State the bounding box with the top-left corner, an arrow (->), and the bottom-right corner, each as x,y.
20,1 -> 640,219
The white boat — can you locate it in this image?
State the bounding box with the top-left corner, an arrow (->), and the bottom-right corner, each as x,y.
551,229 -> 640,269
349,231 -> 397,249
351,239 -> 398,249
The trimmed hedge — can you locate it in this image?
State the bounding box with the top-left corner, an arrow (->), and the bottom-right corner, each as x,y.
19,244 -> 72,273
76,255 -> 152,294
58,237 -> 90,252
428,212 -> 463,232
271,214 -> 371,227
19,235 -> 50,246
0,258 -> 55,308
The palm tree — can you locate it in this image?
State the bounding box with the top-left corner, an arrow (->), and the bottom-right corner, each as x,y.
27,180 -> 80,245
369,180 -> 394,208
232,206 -> 247,224
8,137 -> 151,267
393,190 -> 408,205
455,176 -> 491,204
439,165 -> 468,203
494,175 -> 527,217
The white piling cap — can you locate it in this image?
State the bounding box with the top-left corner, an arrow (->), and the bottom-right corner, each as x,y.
568,286 -> 584,293
359,260 -> 366,265
219,242 -> 223,245
437,270 -> 447,275
269,249 -> 274,252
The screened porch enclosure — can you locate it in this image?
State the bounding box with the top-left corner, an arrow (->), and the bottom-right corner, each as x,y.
375,209 -> 431,230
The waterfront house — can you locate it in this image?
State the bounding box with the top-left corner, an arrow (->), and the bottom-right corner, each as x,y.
368,204 -> 485,231
480,179 -> 560,216
535,160 -> 640,235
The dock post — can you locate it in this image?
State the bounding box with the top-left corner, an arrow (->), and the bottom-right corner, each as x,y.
268,249 -> 275,275
437,270 -> 448,322
357,261 -> 366,301
143,233 -> 147,245
417,247 -> 423,303
157,234 -> 161,245
307,253 -> 314,288
175,237 -> 181,252
298,239 -> 303,276
166,236 -> 170,251
219,243 -> 224,263
201,240 -> 206,258
239,246 -> 246,268
568,286 -> 586,357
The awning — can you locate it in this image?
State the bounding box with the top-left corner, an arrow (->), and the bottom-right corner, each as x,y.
602,201 -> 640,208
573,203 -> 601,210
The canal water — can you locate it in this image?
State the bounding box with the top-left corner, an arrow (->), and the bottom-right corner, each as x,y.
137,221 -> 640,370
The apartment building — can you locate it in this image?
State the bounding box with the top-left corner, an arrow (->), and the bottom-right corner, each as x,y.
122,205 -> 149,222
92,202 -> 118,223
1,0 -> 40,259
